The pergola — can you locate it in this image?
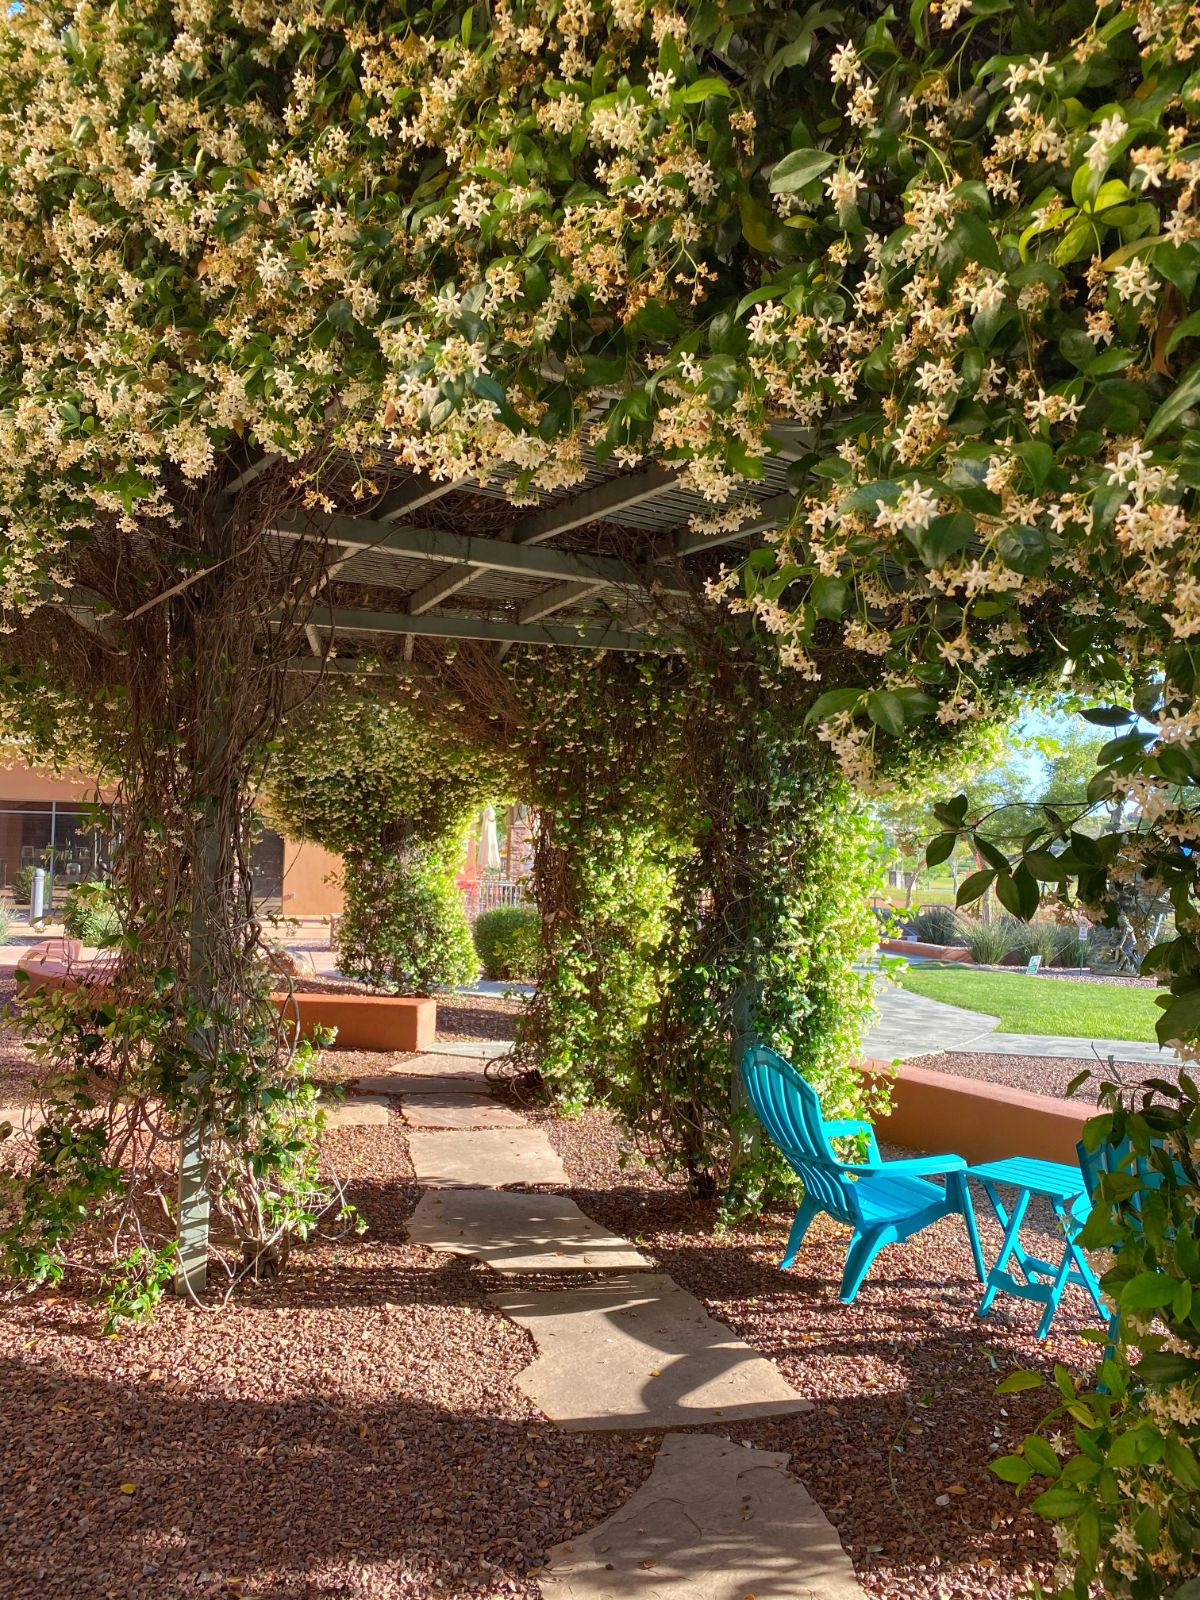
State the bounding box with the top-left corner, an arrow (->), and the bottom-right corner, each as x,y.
250,443 -> 805,662
73,443 -> 807,1294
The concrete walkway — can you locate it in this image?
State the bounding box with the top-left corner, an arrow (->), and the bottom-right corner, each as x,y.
863,982 -> 998,1060
378,1041 -> 855,1594
966,1030 -> 1184,1067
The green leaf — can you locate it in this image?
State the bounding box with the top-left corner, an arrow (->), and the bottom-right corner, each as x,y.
957,868 -> 996,907
996,523 -> 1050,577
926,832 -> 957,868
1023,1435 -> 1063,1478
866,691 -> 907,737
804,687 -> 863,725
1031,1486 -> 1088,1517
1077,1504 -> 1101,1567
1146,355 -> 1200,442
810,574 -> 848,618
1163,1437 -> 1200,1491
1166,309 -> 1200,356
1081,706 -> 1134,726
1121,1270 -> 1179,1309
769,148 -> 835,195
1155,987 -> 1200,1048
678,75 -> 733,103
991,1454 -> 1034,1485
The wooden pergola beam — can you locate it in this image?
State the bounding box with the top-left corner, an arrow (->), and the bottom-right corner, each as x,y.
403,464 -> 683,615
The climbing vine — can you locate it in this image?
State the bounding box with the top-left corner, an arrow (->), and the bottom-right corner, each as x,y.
431,638 -> 885,1200
269,688 -> 499,993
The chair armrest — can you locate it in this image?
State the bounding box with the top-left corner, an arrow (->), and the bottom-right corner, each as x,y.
863,1154 -> 968,1177
824,1118 -> 881,1161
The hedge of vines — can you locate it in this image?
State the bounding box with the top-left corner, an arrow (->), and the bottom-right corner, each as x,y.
468,641 -> 885,1204
268,688 -> 497,994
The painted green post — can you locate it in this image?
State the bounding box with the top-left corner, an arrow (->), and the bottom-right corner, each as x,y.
175,1118 -> 210,1294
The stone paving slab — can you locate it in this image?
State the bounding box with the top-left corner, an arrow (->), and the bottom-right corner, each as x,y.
321,1097 -> 391,1129
543,1432 -> 862,1598
489,1275 -> 811,1431
402,1095 -> 527,1130
351,1073 -> 412,1097
424,1039 -> 513,1059
407,1128 -> 569,1188
408,1189 -> 649,1272
403,1052 -> 493,1078
0,1104 -> 44,1134
384,1071 -> 493,1097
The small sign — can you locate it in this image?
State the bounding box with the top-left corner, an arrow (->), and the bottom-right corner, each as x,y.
1026,954 -> 1042,975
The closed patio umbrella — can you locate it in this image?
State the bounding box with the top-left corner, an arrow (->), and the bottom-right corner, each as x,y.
476,805 -> 501,873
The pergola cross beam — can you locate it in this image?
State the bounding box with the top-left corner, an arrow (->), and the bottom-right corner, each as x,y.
272,512 -> 689,601
301,605 -> 674,653
401,464 -> 683,615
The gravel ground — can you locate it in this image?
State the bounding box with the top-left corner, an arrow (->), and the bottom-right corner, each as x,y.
2,994 -> 1104,1600
972,963 -> 1158,988
437,993 -> 523,1043
0,1121 -> 652,1600
909,1047 -> 1159,1103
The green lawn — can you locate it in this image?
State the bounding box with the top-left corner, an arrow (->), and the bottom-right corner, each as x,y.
893,965 -> 1165,1041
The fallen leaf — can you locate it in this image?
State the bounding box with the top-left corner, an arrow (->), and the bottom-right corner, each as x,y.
640,1560 -> 657,1570
119,1483 -> 137,1495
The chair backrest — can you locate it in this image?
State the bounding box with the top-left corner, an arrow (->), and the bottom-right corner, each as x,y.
741,1045 -> 855,1222
1078,1133 -> 1184,1207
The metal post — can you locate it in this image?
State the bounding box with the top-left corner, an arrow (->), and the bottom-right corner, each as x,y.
175,1118 -> 211,1296
31,866 -> 45,923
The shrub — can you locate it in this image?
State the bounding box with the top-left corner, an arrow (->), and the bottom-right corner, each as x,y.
61,880 -> 120,945
336,851 -> 478,996
11,865 -> 34,906
961,917 -> 1020,965
474,904 -> 540,981
907,905 -> 962,946
1013,920 -> 1062,968
0,902 -> 11,944
1051,925 -> 1088,969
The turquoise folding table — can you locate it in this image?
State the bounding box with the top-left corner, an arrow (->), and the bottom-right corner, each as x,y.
966,1156 -> 1108,1337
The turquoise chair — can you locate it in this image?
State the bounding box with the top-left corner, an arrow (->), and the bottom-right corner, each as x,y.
740,1045 -> 982,1303
1076,1130 -> 1187,1348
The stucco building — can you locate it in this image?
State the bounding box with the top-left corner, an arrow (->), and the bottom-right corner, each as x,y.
0,762 -> 342,918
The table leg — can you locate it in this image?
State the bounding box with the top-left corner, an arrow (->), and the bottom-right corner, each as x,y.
1037,1200 -> 1081,1337
978,1187 -> 1032,1320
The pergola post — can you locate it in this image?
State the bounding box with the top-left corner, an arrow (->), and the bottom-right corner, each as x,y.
175,1119 -> 210,1295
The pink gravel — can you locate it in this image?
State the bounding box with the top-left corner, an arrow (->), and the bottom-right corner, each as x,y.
1,997 -> 1107,1600
907,1048 -> 1154,1104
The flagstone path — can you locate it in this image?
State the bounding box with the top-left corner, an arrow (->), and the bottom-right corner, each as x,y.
379,1043 -> 859,1594
322,1097 -> 390,1128
491,1276 -> 812,1431
408,1188 -> 650,1272
409,1126 -> 571,1186
542,1432 -> 864,1599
